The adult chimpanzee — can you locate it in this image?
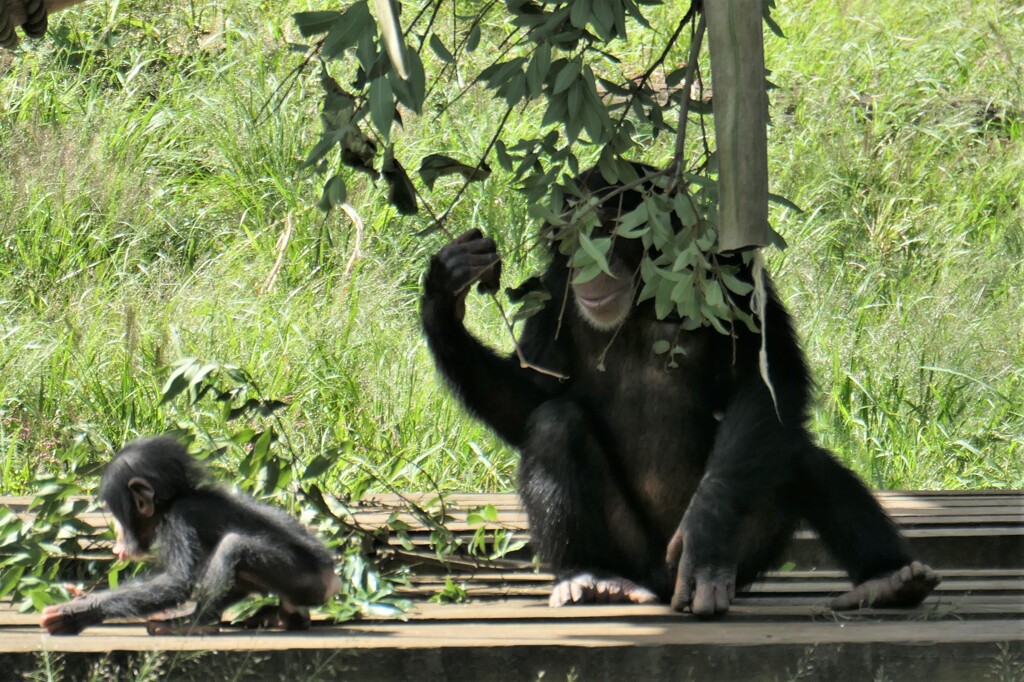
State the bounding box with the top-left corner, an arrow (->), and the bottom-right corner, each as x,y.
420,167 -> 939,617
40,436 -> 340,635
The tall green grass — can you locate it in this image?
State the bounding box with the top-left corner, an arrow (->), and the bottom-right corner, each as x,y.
0,0 -> 1021,496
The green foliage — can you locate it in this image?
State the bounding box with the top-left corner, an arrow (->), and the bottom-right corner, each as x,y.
0,468 -> 103,611
295,0 -> 785,331
0,356 -> 410,620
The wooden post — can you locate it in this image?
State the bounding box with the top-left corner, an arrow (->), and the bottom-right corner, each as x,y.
704,0 -> 770,252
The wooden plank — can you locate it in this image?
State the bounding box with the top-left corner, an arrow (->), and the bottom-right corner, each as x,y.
3,594 -> 1021,629
1,619 -> 1021,682
400,577 -> 1024,595
3,613 -> 1022,650
32,510 -> 1024,532
5,490 -> 1022,512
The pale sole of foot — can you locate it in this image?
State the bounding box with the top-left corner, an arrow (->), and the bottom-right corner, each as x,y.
549,573 -> 660,607
831,561 -> 941,610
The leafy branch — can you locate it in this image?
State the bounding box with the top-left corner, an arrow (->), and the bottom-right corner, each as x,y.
291,0 -> 792,336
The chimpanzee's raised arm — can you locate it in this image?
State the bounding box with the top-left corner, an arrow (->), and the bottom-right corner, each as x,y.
421,230 -> 558,447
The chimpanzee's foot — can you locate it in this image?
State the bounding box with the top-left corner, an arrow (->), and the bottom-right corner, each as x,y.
549,573 -> 659,607
145,617 -> 220,636
241,604 -> 311,631
831,561 -> 941,610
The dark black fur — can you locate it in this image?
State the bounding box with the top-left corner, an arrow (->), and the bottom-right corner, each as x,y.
421,168 -> 918,609
45,437 -> 335,634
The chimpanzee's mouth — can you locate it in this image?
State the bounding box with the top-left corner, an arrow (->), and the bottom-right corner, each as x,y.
577,293 -> 619,310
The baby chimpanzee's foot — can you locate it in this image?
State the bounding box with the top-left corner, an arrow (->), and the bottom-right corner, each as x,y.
242,604 -> 311,631
549,573 -> 659,607
831,561 -> 941,610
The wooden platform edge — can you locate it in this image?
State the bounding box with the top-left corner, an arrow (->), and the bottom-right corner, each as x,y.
0,620 -> 1021,682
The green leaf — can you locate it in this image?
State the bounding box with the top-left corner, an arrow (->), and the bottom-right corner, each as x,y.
652,340 -> 671,355
322,2 -> 371,59
159,358 -> 198,405
665,66 -> 689,88
569,0 -> 591,28
696,225 -> 717,251
494,139 -> 513,172
591,0 -> 615,40
673,193 -> 697,227
763,3 -> 786,38
293,11 -> 343,37
405,50 -> 426,113
369,76 -> 394,141
614,202 -> 649,238
251,428 -> 274,461
654,279 -> 674,319
768,226 -> 788,250
466,23 -> 481,52
0,565 -> 24,595
526,43 -> 551,98
552,59 -> 579,95
479,504 -> 499,523
375,0 -> 409,78
578,233 -> 612,276
704,279 -> 728,315
187,363 -> 219,399
768,192 -> 803,213
428,34 -> 455,64
671,272 -> 697,317
572,262 -> 603,285
672,243 -> 698,272
355,24 -> 377,73
303,134 -> 340,172
382,151 -> 418,215
683,172 -> 718,194
479,57 -> 527,88
419,154 -> 491,190
721,271 -> 754,296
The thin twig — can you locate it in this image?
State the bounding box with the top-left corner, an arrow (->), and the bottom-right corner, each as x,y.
261,213 -> 295,293
607,11 -> 692,136
491,295 -> 568,380
594,263 -> 642,368
339,202 -> 365,279
672,14 -> 707,185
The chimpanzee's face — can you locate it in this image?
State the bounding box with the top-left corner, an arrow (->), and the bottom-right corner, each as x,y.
109,515 -> 154,561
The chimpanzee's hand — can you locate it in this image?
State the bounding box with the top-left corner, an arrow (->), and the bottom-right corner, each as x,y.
666,526 -> 737,618
40,598 -> 102,635
425,229 -> 502,321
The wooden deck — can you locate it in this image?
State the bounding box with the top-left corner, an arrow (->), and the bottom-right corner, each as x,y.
1,491 -> 1022,680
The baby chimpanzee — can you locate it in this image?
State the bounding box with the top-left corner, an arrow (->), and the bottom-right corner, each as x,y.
40,436 -> 340,635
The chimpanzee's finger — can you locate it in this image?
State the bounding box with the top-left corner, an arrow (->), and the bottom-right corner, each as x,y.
477,259 -> 502,295
665,528 -> 683,567
670,563 -> 693,612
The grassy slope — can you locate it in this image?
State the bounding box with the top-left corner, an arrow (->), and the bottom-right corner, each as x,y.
0,0 -> 1020,495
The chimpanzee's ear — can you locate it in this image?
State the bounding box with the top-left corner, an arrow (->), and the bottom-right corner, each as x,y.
127,477 -> 156,518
